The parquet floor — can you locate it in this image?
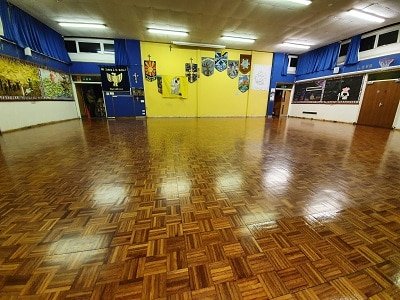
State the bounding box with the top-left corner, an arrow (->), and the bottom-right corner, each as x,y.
0,117 -> 400,299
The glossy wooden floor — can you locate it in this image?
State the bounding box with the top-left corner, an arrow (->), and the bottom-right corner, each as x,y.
0,117 -> 400,299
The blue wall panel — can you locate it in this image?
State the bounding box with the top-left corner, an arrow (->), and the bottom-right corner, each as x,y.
268,53 -> 296,116
69,61 -> 113,75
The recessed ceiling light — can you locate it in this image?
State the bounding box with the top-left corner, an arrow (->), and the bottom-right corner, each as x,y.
172,41 -> 226,49
221,36 -> 256,43
58,22 -> 106,29
347,9 -> 385,23
287,0 -> 312,5
147,28 -> 189,36
281,42 -> 311,50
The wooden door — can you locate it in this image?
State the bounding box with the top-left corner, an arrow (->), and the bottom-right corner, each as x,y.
357,80 -> 400,128
273,90 -> 283,117
280,90 -> 291,117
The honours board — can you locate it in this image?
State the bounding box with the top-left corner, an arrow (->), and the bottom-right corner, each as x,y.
322,75 -> 364,102
292,79 -> 325,102
292,74 -> 364,104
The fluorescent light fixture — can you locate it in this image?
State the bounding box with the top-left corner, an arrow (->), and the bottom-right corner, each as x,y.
347,9 -> 385,23
172,41 -> 226,49
287,0 -> 312,5
281,42 -> 311,50
221,35 -> 256,43
147,28 -> 188,36
59,22 -> 106,29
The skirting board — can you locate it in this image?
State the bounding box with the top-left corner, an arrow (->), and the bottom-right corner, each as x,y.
1,118 -> 80,134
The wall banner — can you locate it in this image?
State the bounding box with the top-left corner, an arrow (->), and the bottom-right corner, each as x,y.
100,66 -> 130,92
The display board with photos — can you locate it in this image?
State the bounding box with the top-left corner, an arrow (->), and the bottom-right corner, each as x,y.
0,55 -> 73,101
292,74 -> 364,104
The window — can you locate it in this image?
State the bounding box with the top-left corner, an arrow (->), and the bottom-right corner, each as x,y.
64,38 -> 115,63
0,18 -> 4,36
78,42 -> 101,53
64,40 -> 77,53
289,56 -> 298,68
359,36 -> 376,52
377,30 -> 399,47
287,55 -> 298,74
339,42 -> 349,57
103,43 -> 114,53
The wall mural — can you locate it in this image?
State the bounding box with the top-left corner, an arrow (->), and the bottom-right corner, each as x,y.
0,55 -> 73,101
39,69 -> 73,99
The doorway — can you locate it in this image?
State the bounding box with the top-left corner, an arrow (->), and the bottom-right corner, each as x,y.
75,83 -> 106,119
357,80 -> 400,128
273,89 -> 291,117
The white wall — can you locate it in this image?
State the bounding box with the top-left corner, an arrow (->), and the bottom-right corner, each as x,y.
394,104 -> 400,129
288,103 -> 361,124
0,101 -> 79,132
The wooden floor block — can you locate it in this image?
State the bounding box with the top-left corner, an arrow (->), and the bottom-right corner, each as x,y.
0,117 -> 400,298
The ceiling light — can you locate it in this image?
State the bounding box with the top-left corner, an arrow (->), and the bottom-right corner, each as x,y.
281,42 -> 311,50
347,9 -> 385,23
58,22 -> 106,29
147,28 -> 188,36
221,36 -> 256,43
287,0 -> 312,5
172,41 -> 226,49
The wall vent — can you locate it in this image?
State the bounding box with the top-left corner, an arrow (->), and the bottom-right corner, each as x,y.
303,111 -> 317,115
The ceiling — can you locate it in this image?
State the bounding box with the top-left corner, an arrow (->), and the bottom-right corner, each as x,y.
8,0 -> 400,54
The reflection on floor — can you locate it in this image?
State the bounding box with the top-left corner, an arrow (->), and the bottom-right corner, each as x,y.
0,117 -> 400,299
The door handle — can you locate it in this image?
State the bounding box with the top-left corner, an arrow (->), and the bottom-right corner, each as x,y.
379,102 -> 383,107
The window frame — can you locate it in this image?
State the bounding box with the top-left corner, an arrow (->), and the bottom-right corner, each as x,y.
64,37 -> 115,63
337,39 -> 351,65
358,24 -> 400,60
287,55 -> 298,75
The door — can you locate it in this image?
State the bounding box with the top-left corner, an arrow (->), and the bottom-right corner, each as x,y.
358,80 -> 400,128
273,90 -> 283,117
280,90 -> 291,117
76,83 -> 106,119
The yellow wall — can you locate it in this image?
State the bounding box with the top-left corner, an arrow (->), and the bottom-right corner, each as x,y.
247,51 -> 273,117
141,41 -> 273,117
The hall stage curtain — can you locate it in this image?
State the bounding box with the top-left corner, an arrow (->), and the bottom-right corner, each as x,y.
114,39 -> 129,65
345,34 -> 361,65
296,42 -> 340,75
9,5 -> 71,63
0,0 -> 14,40
281,53 -> 289,76
114,39 -> 141,66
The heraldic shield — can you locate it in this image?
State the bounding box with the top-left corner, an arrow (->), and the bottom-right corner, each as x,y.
238,74 -> 250,93
185,63 -> 198,83
239,54 -> 252,74
144,60 -> 157,82
202,57 -> 215,76
227,60 -> 239,79
215,52 -> 228,72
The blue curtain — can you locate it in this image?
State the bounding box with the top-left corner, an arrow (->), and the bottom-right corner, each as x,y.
9,5 -> 71,63
345,35 -> 361,65
296,42 -> 340,75
114,39 -> 129,65
281,53 -> 288,76
115,39 -> 141,66
0,0 -> 14,40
